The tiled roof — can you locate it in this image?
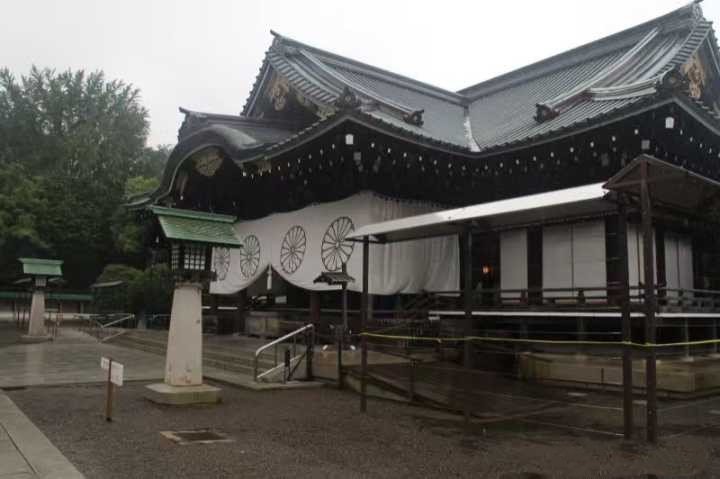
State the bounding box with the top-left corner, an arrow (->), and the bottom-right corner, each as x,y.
150,206 -> 242,246
241,1 -> 718,153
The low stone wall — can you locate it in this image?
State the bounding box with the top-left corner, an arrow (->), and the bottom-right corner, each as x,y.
518,352 -> 720,394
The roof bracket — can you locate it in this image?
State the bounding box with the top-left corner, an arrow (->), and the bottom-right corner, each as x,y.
657,66 -> 690,93
534,104 -> 559,123
403,109 -> 425,126
333,86 -> 362,110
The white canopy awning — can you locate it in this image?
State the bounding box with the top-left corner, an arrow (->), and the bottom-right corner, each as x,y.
348,182 -> 613,243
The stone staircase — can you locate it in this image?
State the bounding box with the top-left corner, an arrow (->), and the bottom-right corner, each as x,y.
106,330 -> 279,378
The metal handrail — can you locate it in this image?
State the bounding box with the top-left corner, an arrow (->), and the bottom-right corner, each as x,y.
99,314 -> 135,329
253,323 -> 314,381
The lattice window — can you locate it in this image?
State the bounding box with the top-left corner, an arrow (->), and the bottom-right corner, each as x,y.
183,244 -> 207,271
171,244 -> 181,271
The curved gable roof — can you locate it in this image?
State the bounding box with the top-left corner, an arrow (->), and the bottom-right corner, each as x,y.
242,1 -> 719,153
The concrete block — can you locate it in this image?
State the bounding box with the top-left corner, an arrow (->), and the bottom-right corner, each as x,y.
144,383 -> 221,406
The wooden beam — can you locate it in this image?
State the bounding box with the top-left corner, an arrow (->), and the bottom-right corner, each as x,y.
462,227 -> 473,422
640,160 -> 658,443
618,198 -> 634,440
360,236 -> 369,413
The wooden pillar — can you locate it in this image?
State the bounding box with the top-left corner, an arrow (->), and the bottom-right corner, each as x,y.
360,236 -> 369,413
618,198 -> 634,440
640,160 -> 658,443
309,291 -> 321,331
462,227 -> 473,422
235,290 -> 246,334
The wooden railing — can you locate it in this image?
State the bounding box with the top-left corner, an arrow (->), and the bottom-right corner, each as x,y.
424,285 -> 720,313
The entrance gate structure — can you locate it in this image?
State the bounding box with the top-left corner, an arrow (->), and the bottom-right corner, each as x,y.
350,154 -> 720,443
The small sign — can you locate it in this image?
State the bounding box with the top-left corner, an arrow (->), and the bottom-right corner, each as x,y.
110,362 -> 124,386
100,357 -> 124,386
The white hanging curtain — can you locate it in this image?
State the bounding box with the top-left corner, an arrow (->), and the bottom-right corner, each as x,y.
210,191 -> 459,295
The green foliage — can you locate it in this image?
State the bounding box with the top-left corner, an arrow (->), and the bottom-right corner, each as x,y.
93,263 -> 173,314
0,164 -> 50,282
97,263 -> 142,284
127,264 -> 173,314
0,66 -> 164,287
135,145 -> 172,180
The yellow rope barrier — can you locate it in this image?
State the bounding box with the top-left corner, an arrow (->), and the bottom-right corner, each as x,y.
359,332 -> 720,349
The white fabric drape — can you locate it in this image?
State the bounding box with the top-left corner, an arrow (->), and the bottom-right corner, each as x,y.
210,192 -> 459,295
664,233 -> 693,295
628,224 -> 656,288
542,220 -> 606,297
500,229 -> 527,299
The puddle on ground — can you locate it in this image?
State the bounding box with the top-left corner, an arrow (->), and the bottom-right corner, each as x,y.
499,473 -> 549,479
612,474 -> 708,479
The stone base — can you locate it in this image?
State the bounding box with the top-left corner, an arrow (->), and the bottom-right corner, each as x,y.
20,334 -> 52,344
144,383 -> 221,406
519,352 -> 720,395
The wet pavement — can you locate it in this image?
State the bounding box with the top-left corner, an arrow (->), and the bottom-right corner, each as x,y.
0,323 -> 167,388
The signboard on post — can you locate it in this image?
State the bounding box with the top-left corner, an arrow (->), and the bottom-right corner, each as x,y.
101,357 -> 124,386
100,357 -> 123,421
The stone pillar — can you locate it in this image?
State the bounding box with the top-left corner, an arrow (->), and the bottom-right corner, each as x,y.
22,289 -> 51,342
165,283 -> 203,386
145,282 -> 221,404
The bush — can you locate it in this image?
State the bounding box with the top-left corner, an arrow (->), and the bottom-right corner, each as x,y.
94,263 -> 173,314
127,264 -> 173,315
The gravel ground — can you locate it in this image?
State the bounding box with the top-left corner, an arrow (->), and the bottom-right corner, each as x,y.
7,382 -> 720,479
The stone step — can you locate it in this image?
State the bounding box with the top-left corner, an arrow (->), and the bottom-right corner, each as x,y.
122,332 -> 284,367
108,333 -> 278,376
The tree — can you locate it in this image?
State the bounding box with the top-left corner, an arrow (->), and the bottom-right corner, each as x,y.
136,144 -> 172,180
0,164 -> 50,283
0,66 -> 150,286
93,263 -> 173,314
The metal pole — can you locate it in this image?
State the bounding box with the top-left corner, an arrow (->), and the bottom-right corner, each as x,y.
361,236 -> 369,413
618,198 -> 634,440
462,227 -> 473,423
640,160 -> 658,443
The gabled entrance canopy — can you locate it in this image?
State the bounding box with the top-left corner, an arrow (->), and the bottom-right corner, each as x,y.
604,154 -> 720,212
348,183 -> 613,244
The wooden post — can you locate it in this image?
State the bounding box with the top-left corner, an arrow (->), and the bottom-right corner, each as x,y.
683,319 -> 691,359
337,327 -> 343,390
342,283 -> 348,332
305,328 -> 314,380
309,291 -> 321,333
408,360 -> 415,402
462,227 -> 473,423
360,236 -> 369,413
618,198 -> 634,440
105,358 -> 114,422
235,290 -> 246,334
640,160 -> 658,443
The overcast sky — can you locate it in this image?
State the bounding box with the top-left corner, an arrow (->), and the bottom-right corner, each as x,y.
2,0 -> 718,146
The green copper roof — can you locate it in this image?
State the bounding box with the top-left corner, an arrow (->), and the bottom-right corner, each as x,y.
150,206 -> 242,247
18,258 -> 63,277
